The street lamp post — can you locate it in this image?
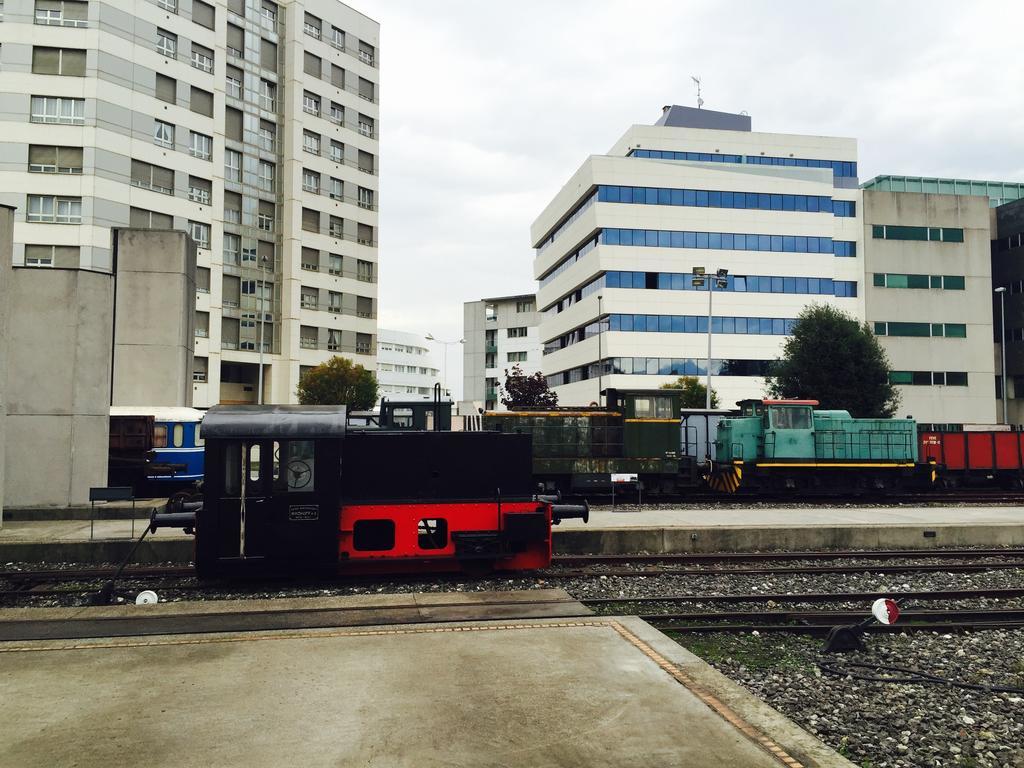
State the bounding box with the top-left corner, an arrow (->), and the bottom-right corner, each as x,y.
256,254 -> 272,405
425,334 -> 464,399
996,286 -> 1008,424
692,267 -> 728,409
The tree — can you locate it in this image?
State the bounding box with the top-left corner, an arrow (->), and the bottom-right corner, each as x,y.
660,376 -> 720,408
500,364 -> 558,408
296,356 -> 378,409
765,304 -> 900,418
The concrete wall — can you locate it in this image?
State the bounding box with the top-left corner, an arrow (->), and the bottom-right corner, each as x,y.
863,190 -> 995,424
111,229 -> 196,407
0,205 -> 13,525
5,268 -> 113,507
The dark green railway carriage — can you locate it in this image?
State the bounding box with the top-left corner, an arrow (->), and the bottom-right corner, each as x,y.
482,389 -> 699,494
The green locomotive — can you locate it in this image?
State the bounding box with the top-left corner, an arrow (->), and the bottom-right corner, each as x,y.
482,388 -> 713,494
710,399 -> 922,493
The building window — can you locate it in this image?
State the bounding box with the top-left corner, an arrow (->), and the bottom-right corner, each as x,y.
188,131 -> 212,161
329,216 -> 344,238
193,356 -> 208,382
257,120 -> 275,152
303,130 -> 321,155
872,225 -> 965,243
874,322 -> 966,338
329,291 -> 341,313
35,1 -> 88,26
507,351 -> 527,362
27,195 -> 82,223
516,300 -> 534,313
301,247 -> 319,271
329,253 -> 342,275
155,73 -> 176,104
129,206 -> 172,229
329,26 -> 345,51
30,95 -> 84,124
873,273 -> 966,290
890,371 -> 968,386
301,287 -> 319,310
225,67 -> 242,99
225,149 -> 242,182
329,178 -> 343,201
303,51 -> 321,78
188,176 -> 212,205
190,86 -> 213,117
358,77 -> 375,102
357,187 -> 374,209
329,141 -> 344,164
155,0 -> 176,12
195,311 -> 209,337
28,145 -> 82,174
31,46 -> 86,76
130,160 -> 174,194
300,326 -> 318,349
303,11 -> 321,39
358,150 -> 374,174
507,327 -> 528,338
191,43 -> 214,73
330,64 -> 345,89
192,0 -> 214,29
188,220 -> 210,248
359,42 -> 375,66
24,243 -> 79,267
257,160 -> 275,192
329,102 -> 344,125
259,0 -> 276,26
358,114 -> 374,137
223,233 -> 240,264
226,23 -> 243,57
356,222 -> 372,244
153,120 -> 175,148
302,207 -> 320,233
302,169 -> 320,194
259,79 -> 276,111
155,28 -> 177,58
357,259 -> 373,282
303,91 -> 320,117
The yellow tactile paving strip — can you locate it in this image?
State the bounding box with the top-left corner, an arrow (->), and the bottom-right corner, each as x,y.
1,618 -> 804,766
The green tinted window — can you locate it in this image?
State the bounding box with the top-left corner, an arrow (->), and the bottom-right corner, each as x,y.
907,274 -> 930,289
872,225 -> 885,239
887,274 -> 908,288
932,372 -> 946,385
873,273 -> 885,287
942,228 -> 964,243
932,323 -> 945,337
889,371 -> 913,384
912,371 -> 931,385
887,322 -> 930,337
945,323 -> 967,338
887,225 -> 928,241
874,322 -> 888,335
930,275 -> 942,288
943,275 -> 965,290
928,227 -> 941,241
946,372 -> 968,386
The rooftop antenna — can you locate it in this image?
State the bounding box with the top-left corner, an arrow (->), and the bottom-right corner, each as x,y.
691,75 -> 704,109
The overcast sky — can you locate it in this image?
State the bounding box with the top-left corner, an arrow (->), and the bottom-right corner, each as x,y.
369,0 -> 1024,400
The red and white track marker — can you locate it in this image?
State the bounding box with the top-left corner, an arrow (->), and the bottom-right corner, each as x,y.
871,597 -> 900,625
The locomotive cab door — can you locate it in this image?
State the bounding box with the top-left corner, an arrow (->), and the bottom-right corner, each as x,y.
216,440 -> 275,562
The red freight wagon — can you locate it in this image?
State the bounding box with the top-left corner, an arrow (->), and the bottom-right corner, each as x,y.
918,428 -> 1024,486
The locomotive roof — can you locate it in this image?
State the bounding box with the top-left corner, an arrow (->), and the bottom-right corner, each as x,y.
201,405 -> 347,438
110,406 -> 206,422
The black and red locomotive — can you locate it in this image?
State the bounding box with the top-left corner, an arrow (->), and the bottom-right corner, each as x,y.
156,405 -> 587,578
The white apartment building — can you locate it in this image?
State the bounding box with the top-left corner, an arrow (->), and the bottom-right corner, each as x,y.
375,328 -> 441,402
0,0 -> 380,406
463,293 -> 541,410
532,106 -> 861,407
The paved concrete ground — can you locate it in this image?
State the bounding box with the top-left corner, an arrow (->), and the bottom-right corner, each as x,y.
0,611 -> 851,767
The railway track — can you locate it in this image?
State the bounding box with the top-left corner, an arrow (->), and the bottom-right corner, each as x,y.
585,489 -> 1024,505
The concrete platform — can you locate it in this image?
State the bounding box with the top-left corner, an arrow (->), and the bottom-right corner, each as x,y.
0,601 -> 851,767
555,504 -> 1024,554
1,505 -> 1022,563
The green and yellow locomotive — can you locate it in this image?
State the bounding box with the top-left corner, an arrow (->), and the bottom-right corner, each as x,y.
710,399 -> 922,493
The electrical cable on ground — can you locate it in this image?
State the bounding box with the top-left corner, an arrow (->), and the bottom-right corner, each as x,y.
817,659 -> 1024,695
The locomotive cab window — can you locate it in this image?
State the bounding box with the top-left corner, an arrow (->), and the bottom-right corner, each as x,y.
153,424 -> 168,448
353,519 -> 395,551
770,406 -> 812,430
195,424 -> 204,447
417,518 -> 448,550
172,423 -> 184,447
740,401 -> 765,418
633,396 -> 674,418
280,440 -> 315,492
